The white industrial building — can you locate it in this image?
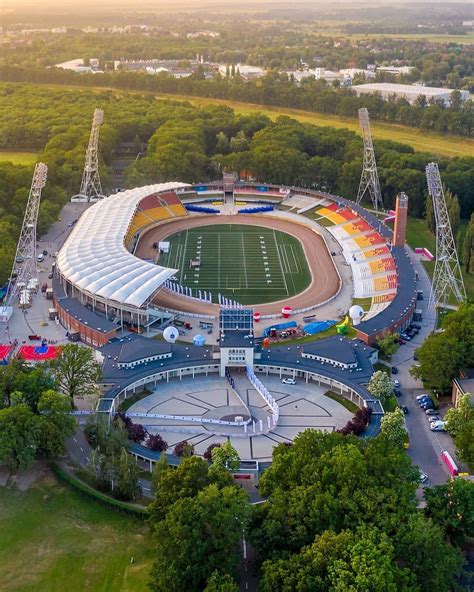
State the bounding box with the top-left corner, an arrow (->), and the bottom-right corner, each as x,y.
352,83 -> 470,106
218,63 -> 265,81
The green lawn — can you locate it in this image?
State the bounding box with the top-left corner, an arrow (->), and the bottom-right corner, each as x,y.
161,223 -> 311,305
0,151 -> 37,165
405,217 -> 474,300
323,390 -> 359,414
0,475 -> 153,592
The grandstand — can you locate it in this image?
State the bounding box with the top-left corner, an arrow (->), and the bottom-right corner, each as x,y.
56,183 -> 189,319
313,201 -> 398,319
125,190 -> 188,249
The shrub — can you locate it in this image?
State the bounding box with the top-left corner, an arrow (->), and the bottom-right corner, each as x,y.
338,406 -> 372,436
147,434 -> 168,452
127,422 -> 147,443
203,443 -> 221,461
174,440 -> 195,457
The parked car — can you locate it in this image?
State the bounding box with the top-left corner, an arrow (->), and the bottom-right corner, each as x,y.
411,323 -> 422,330
391,366 -> 398,375
398,338 -> 406,345
416,394 -> 430,401
425,408 -> 439,416
282,378 -> 296,385
48,272 -> 53,279
427,415 -> 440,423
401,405 -> 409,415
430,421 -> 447,432
419,471 -> 429,484
392,379 -> 400,388
402,334 -> 412,341
394,388 -> 401,397
421,401 -> 436,410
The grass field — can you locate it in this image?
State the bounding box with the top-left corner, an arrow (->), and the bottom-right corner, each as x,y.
154,94 -> 474,159
405,217 -> 473,300
0,475 -> 153,592
0,151 -> 37,165
161,224 -> 311,304
29,83 -> 474,159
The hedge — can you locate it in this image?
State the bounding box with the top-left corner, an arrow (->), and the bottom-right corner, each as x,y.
50,463 -> 148,517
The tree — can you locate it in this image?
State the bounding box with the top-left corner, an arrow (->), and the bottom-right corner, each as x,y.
375,332 -> 400,358
445,188 -> 461,238
37,389 -> 76,457
411,304 -> 474,394
260,527 -> 416,592
380,408 -> 406,447
204,571 -> 239,592
425,479 -> 474,545
149,456 -> 233,523
173,440 -> 195,457
463,213 -> 474,274
454,419 -> 474,471
367,370 -> 394,406
204,442 -> 221,461
113,448 -> 141,500
147,434 -> 168,452
126,421 -> 146,443
149,484 -> 250,592
0,404 -> 41,469
445,393 -> 473,437
49,343 -> 102,404
210,441 -> 240,472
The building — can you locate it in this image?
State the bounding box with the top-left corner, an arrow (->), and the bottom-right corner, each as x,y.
452,369 -> 474,407
352,83 -> 470,107
393,193 -> 408,247
218,63 -> 265,81
187,30 -> 220,39
376,66 -> 415,76
339,68 -> 376,80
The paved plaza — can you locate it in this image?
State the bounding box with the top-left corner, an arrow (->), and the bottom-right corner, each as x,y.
128,375 -> 353,462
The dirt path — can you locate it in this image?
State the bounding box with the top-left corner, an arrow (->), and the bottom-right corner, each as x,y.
135,214 -> 340,316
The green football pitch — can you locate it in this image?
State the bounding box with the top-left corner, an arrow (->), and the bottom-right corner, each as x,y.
161,224 -> 311,305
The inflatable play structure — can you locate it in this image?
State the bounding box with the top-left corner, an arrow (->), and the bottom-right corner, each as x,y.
336,316 -> 351,335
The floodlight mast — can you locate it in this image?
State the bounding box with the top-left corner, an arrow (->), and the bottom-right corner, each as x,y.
425,162 -> 466,310
4,162 -> 48,308
71,108 -> 105,202
356,108 -> 383,211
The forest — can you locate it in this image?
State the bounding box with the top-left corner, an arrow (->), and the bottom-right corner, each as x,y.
0,83 -> 472,286
2,65 -> 472,139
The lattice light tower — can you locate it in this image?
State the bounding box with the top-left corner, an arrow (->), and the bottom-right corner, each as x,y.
3,162 -> 47,312
356,108 -> 383,211
426,162 -> 466,310
72,108 -> 105,202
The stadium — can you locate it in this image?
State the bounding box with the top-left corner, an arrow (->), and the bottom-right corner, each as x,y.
56,179 -> 417,346
47,177 -> 420,467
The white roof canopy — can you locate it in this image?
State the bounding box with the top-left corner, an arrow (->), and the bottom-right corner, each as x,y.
57,183 -> 189,308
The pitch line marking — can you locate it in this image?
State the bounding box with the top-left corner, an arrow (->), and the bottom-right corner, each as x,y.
241,234 -> 249,289
273,229 -> 289,296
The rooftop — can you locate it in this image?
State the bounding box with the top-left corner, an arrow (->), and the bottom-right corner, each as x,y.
352,82 -> 465,96
57,183 -> 188,308
100,334 -> 171,364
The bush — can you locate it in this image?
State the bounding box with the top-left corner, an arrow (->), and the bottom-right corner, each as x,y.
203,443 -> 221,461
338,406 -> 372,436
116,411 -> 132,428
147,434 -> 168,452
127,422 -> 147,443
174,440 -> 195,457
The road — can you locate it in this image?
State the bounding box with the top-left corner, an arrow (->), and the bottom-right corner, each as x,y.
65,422 -> 153,497
388,247 -> 453,487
